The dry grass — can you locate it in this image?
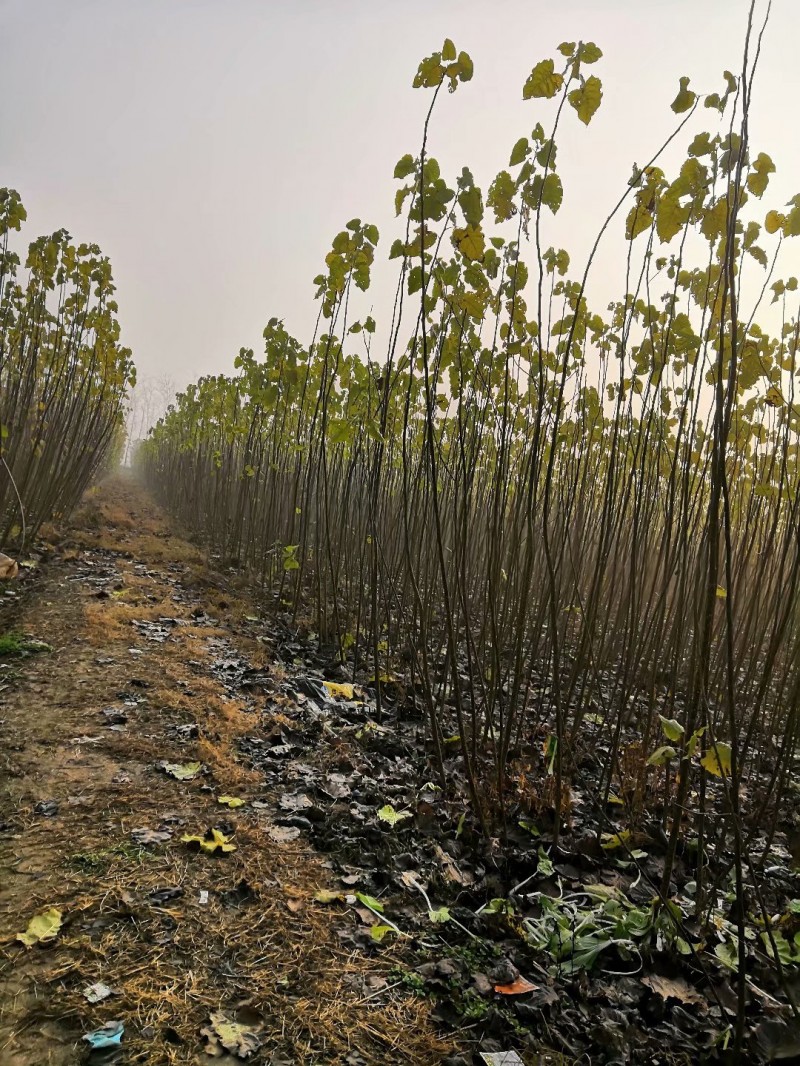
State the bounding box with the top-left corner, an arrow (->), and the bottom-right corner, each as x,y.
0,474 -> 459,1065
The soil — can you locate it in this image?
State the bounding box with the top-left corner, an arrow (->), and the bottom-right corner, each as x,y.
0,475 -> 455,1066
2,475 -> 799,1066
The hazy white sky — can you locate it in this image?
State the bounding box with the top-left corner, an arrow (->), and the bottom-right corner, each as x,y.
3,0 -> 799,398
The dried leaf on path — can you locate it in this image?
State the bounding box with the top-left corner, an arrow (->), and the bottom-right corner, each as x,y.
181,828 -> 236,854
17,907 -> 62,946
131,827 -> 172,845
493,976 -> 538,996
642,972 -> 706,1006
268,824 -> 300,843
323,680 -> 355,700
201,1011 -> 262,1060
160,760 -> 202,781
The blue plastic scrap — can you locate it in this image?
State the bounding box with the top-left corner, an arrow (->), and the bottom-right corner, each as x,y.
82,1021 -> 124,1049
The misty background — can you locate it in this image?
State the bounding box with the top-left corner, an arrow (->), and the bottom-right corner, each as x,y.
3,0 -> 799,437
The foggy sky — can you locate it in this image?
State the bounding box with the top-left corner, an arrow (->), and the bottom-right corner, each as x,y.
3,0 -> 799,407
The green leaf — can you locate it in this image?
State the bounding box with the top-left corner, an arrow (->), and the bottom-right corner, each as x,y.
671,76 -> 696,114
458,185 -> 483,227
536,847 -> 554,877
413,53 -> 444,89
510,137 -> 530,166
577,42 -> 603,64
428,906 -> 451,923
441,37 -> 456,61
369,923 -> 394,942
17,907 -> 62,947
540,173 -> 563,214
701,742 -> 732,778
355,892 -> 384,913
487,170 -> 517,222
217,795 -> 245,808
377,804 -> 412,827
523,58 -> 564,100
659,716 -> 684,742
457,51 -> 474,83
686,727 -> 706,758
715,939 -> 739,971
647,745 -> 677,766
568,75 -> 602,125
394,154 -> 416,180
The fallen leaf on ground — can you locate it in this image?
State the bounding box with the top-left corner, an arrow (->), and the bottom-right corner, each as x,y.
355,892 -> 384,913
377,804 -> 412,826
642,973 -> 706,1006
201,1011 -> 262,1060
17,907 -> 62,947
268,825 -> 300,843
217,795 -> 246,808
494,976 -> 538,996
315,888 -> 344,903
0,552 -> 19,579
181,828 -> 236,854
131,827 -> 172,845
161,761 -> 202,781
279,792 -> 312,811
370,924 -> 395,942
286,898 -> 304,914
323,680 -> 355,700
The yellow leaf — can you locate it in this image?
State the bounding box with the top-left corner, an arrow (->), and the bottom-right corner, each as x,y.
163,761 -> 202,781
568,75 -> 602,125
17,907 -> 63,947
765,210 -> 785,235
523,58 -> 564,100
323,681 -> 355,700
453,224 -> 485,262
765,386 -> 784,407
601,830 -> 632,851
715,586 -> 727,599
701,743 -> 732,778
671,76 -> 696,114
441,38 -> 456,61
656,193 -> 689,243
626,204 -> 654,241
217,795 -> 245,808
747,152 -> 775,198
314,888 -> 343,904
181,829 -> 237,854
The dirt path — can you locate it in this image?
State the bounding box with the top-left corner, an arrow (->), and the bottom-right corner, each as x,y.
0,475 -> 454,1066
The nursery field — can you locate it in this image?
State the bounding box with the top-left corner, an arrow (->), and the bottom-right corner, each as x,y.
3,2 -> 800,1062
